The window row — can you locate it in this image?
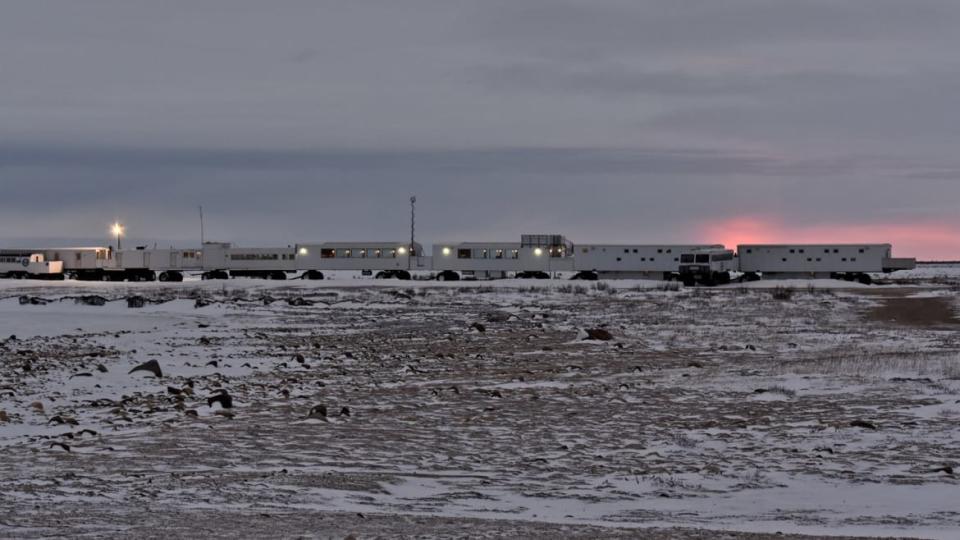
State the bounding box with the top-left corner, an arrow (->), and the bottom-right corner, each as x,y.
230,253 -> 294,261
458,248 -> 520,259
320,248 -> 409,259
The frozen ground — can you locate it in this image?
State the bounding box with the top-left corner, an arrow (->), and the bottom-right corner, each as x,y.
1,276 -> 959,539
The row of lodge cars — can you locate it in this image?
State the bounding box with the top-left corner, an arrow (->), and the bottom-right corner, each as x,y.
0,234 -> 916,285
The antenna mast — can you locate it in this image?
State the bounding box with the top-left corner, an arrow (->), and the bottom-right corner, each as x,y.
199,205 -> 205,246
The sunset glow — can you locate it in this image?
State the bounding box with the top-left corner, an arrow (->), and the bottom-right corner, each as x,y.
699,216 -> 960,261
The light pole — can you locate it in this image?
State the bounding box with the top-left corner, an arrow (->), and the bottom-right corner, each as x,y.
111,222 -> 124,251
408,195 -> 416,270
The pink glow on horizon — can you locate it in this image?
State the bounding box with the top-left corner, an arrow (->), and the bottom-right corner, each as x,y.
699,217 -> 960,260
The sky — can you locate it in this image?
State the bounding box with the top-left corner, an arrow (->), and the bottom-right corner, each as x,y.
2,1 -> 959,259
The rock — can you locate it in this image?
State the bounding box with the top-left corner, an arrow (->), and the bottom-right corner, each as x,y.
205,360 -> 218,368
340,406 -> 351,417
207,391 -> 233,409
470,322 -> 486,333
745,344 -> 757,351
850,420 -> 877,430
294,354 -> 305,364
126,296 -> 146,308
197,323 -> 210,329
688,361 -> 704,369
287,297 -> 314,307
485,312 -> 512,323
308,404 -> 328,419
167,386 -> 183,396
584,328 -> 613,341
129,360 -> 163,378
49,442 -> 71,452
194,298 -> 212,308
19,296 -> 49,306
70,372 -> 93,378
199,336 -> 212,346
932,465 -> 954,475
30,401 -> 44,413
96,364 -> 108,373
75,295 -> 108,306
0,410 -> 9,422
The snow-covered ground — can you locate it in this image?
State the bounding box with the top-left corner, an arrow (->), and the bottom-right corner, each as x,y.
1,280 -> 958,538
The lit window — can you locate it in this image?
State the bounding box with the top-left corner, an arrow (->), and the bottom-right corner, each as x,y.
495,249 -> 503,259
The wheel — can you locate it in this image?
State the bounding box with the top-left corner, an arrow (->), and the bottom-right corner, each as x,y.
857,273 -> 873,285
303,270 -> 324,280
436,270 -> 459,281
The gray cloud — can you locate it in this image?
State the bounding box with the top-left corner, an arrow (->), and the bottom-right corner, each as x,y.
1,1 -> 959,258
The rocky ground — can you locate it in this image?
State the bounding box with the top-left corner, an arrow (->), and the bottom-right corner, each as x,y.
0,280 -> 958,539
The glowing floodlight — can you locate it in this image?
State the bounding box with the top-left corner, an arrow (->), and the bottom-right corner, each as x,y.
442,247 -> 451,256
111,222 -> 124,250
298,247 -> 308,256
398,246 -> 408,255
534,248 -> 543,256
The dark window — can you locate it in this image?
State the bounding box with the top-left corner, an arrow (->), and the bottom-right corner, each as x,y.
858,248 -> 864,253
616,257 -> 622,262
807,258 -> 812,262
746,249 -> 752,254
824,249 -> 830,254
799,249 -> 805,253
782,258 -> 787,262
833,249 -> 839,253
457,249 -> 471,259
633,249 -> 638,253
695,254 -> 709,263
657,248 -> 663,253
789,249 -> 795,253
816,258 -> 821,262
680,254 -> 694,263
624,249 -> 629,254
842,257 -> 847,261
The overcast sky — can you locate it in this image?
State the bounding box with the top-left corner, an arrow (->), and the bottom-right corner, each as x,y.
2,1 -> 958,258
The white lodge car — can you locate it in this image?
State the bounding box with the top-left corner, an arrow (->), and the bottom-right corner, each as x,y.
0,230 -> 918,284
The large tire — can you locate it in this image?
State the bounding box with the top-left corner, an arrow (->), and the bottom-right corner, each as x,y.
436,270 -> 459,281
857,273 -> 873,285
